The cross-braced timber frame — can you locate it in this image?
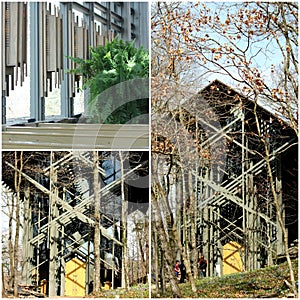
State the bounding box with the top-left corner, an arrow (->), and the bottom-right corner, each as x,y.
152,79 -> 298,276
2,150 -> 149,296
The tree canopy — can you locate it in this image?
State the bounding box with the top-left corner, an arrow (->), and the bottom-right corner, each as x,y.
152,1 -> 298,133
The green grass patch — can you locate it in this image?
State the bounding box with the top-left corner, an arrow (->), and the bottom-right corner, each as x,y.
153,258 -> 298,298
86,259 -> 298,298
86,283 -> 149,298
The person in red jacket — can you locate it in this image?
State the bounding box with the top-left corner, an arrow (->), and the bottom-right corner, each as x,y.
174,260 -> 180,278
198,255 -> 207,278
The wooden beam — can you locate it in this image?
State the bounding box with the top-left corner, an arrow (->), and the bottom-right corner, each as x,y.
6,159 -> 143,247
4,160 -> 96,225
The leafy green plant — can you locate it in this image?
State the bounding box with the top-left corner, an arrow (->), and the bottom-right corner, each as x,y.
69,38 -> 149,123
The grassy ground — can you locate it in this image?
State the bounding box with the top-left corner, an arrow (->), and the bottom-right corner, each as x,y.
86,283 -> 150,298
89,258 -> 298,298
153,258 -> 298,298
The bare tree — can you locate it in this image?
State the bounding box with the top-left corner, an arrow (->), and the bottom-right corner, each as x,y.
93,151 -> 101,293
119,151 -> 129,290
151,162 -> 182,298
133,215 -> 149,284
1,152 -> 35,296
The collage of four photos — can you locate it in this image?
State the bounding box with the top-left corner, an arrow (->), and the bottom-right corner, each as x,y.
1,1 -> 298,298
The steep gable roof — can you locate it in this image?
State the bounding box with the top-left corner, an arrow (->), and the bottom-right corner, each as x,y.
197,79 -> 295,130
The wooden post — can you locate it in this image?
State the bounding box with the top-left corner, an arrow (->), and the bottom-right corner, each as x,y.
60,257 -> 66,296
60,221 -> 65,296
22,185 -> 33,285
203,170 -> 209,271
276,156 -> 284,255
49,151 -> 59,297
93,151 -> 101,292
241,111 -> 247,271
123,2 -> 131,42
247,160 -> 256,270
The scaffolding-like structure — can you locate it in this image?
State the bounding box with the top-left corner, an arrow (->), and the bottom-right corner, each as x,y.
193,81 -> 297,275
2,151 -> 149,297
153,80 -> 298,276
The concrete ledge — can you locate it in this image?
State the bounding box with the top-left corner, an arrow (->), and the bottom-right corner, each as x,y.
2,123 -> 149,149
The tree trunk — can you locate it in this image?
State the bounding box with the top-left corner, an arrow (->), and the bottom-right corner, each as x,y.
188,169 -> 199,279
180,170 -> 193,281
2,256 -> 7,297
8,192 -> 14,290
13,191 -> 21,297
162,164 -> 198,293
159,245 -> 165,295
171,218 -> 197,292
152,186 -> 181,298
153,228 -> 160,293
144,219 -> 149,283
119,152 -> 129,290
93,151 -> 101,293
13,151 -> 23,297
135,218 -> 147,283
253,98 -> 297,297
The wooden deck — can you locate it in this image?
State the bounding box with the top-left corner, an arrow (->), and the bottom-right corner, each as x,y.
2,123 -> 149,149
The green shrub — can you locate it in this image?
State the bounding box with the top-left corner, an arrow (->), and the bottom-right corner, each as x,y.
69,39 -> 149,123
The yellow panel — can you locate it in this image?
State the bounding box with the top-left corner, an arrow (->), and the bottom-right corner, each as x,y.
223,241 -> 244,275
103,281 -> 112,290
65,257 -> 86,297
40,279 -> 47,294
